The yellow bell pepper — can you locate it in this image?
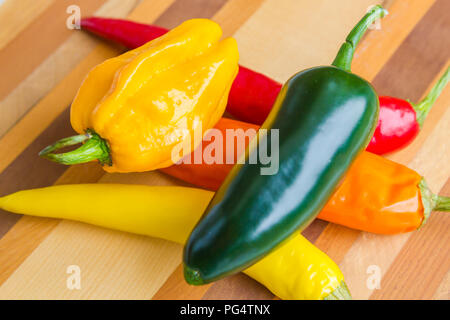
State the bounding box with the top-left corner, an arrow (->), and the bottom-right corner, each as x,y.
39,19 -> 239,173
0,184 -> 350,300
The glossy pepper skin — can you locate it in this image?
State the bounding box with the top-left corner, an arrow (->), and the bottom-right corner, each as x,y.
367,67 -> 449,154
162,118 -> 450,234
183,7 -> 385,285
317,152 -> 449,233
161,118 -> 450,234
80,17 -> 282,125
40,19 -> 239,172
83,19 -> 450,155
0,184 -> 350,300
161,118 -> 259,190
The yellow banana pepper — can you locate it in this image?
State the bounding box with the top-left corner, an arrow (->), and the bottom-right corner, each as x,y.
39,19 -> 239,172
0,184 -> 350,300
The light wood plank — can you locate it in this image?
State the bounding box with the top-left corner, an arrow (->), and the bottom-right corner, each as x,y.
212,0 -> 265,38
0,0 -> 55,50
232,0 -> 382,82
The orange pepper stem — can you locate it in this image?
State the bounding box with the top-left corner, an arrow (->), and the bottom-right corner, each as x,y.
419,179 -> 450,229
39,129 -> 111,166
435,195 -> 450,212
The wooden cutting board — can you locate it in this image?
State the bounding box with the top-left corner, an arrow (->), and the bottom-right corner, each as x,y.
0,0 -> 448,300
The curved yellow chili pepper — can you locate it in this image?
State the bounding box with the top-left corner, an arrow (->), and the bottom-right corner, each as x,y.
40,19 -> 239,173
0,184 -> 350,300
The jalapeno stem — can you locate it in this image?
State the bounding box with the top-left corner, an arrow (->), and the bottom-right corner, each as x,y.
39,129 -> 111,166
413,67 -> 449,128
332,5 -> 388,72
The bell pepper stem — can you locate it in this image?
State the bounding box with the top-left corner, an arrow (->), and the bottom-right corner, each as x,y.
332,5 -> 388,72
413,67 -> 450,127
39,129 -> 111,166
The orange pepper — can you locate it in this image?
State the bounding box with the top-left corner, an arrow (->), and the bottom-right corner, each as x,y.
161,118 -> 449,234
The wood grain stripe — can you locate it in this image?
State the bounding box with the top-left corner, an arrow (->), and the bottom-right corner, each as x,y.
0,0 -> 55,51
0,109 -> 75,238
372,0 -> 450,102
212,0 -> 265,38
351,0 -> 436,81
202,273 -> 273,300
0,163 -> 104,286
370,179 -> 450,299
314,224 -> 361,264
0,0 -> 106,101
432,270 -> 450,300
154,0 -> 228,29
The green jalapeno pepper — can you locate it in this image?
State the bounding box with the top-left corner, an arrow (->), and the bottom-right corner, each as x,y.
183,6 -> 387,284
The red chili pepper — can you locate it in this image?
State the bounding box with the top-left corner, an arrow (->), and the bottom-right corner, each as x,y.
80,17 -> 282,125
80,17 -> 449,155
367,67 -> 449,154
80,17 -> 168,49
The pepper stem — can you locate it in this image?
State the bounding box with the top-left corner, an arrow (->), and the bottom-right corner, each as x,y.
39,129 -> 111,166
183,264 -> 204,285
324,281 -> 352,300
332,5 -> 388,72
413,67 -> 450,127
434,195 -> 450,212
418,179 -> 450,229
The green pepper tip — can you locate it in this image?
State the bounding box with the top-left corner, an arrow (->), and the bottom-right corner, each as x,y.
183,264 -> 205,286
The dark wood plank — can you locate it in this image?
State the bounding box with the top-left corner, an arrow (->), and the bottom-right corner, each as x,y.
154,0 -> 229,29
202,273 -> 273,300
370,178 -> 450,299
372,0 -> 450,102
0,108 -> 74,238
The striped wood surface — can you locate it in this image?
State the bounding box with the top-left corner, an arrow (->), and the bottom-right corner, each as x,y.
0,0 -> 448,299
